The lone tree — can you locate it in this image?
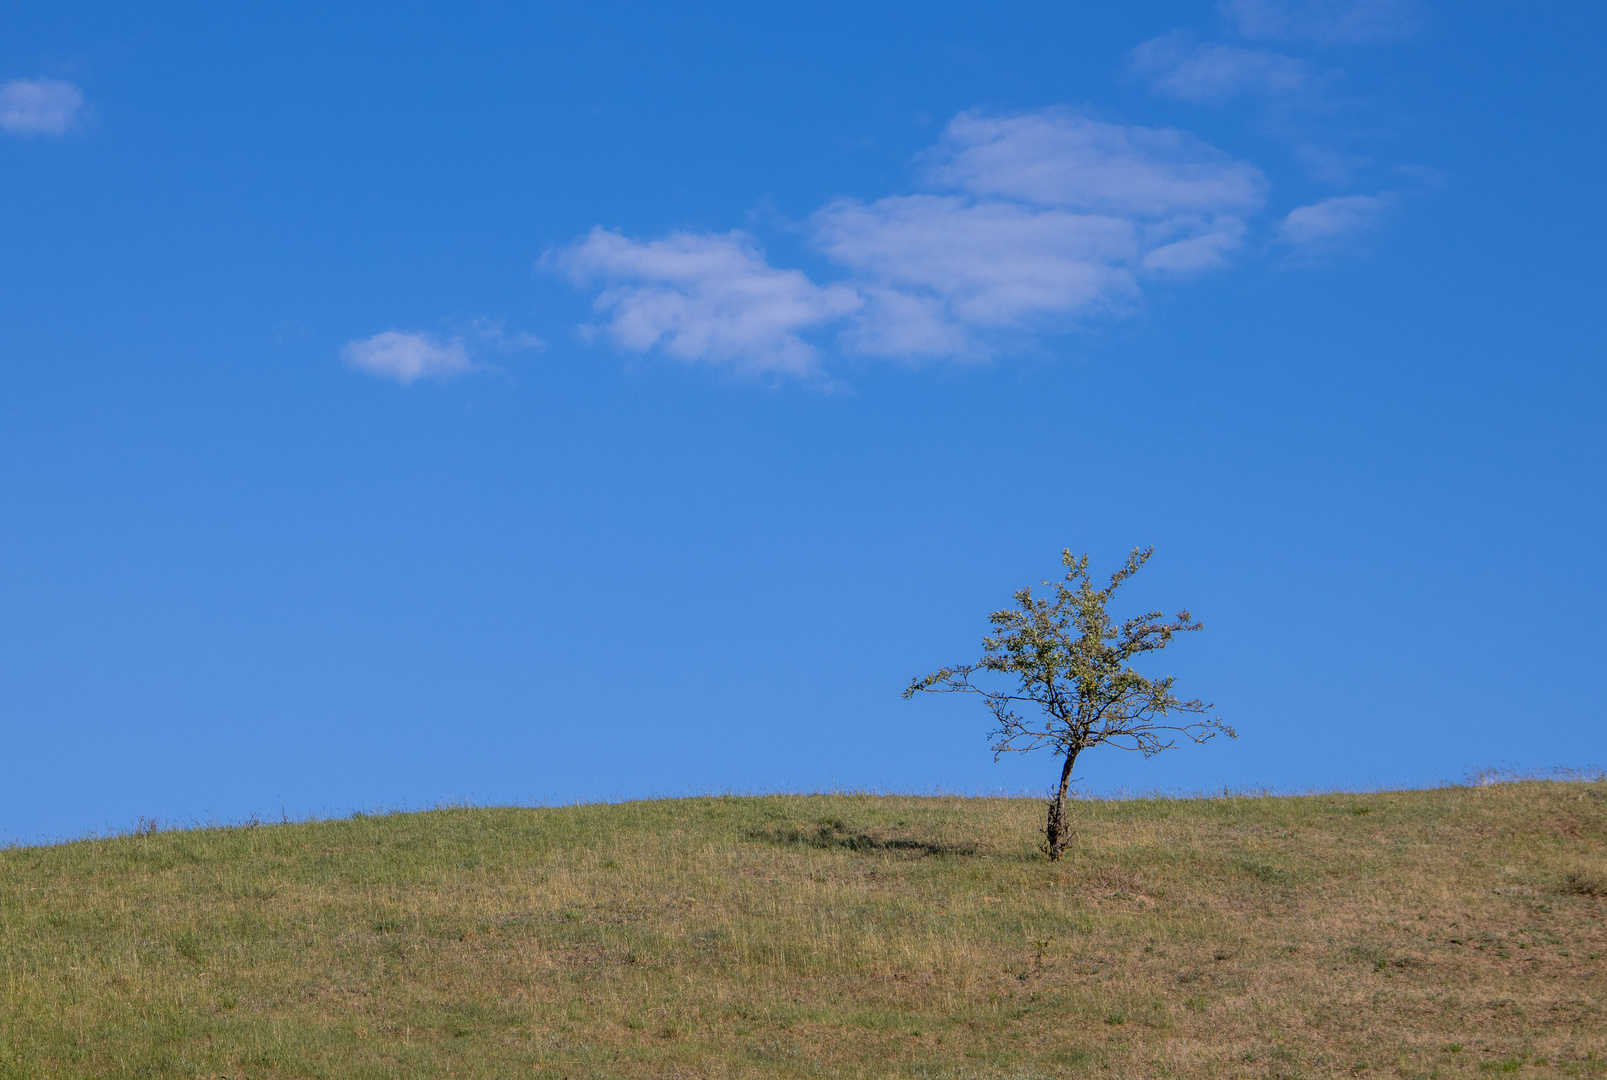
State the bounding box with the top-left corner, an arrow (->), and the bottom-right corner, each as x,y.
905,546 -> 1233,860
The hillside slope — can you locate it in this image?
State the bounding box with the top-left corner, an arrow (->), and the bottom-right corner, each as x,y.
2,783 -> 1604,1078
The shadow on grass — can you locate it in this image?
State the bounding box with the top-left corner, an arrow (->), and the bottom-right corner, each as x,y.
747,818 -> 981,857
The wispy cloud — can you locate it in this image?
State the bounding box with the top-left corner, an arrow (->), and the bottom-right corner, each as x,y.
1131,31 -> 1311,104
549,228 -> 859,378
820,111 -> 1264,357
342,330 -> 473,384
1220,0 -> 1417,43
1294,145 -> 1374,186
470,319 -> 545,354
0,78 -> 84,136
812,196 -> 1141,358
551,109 -> 1266,374
1278,193 -> 1394,253
919,111 -> 1265,217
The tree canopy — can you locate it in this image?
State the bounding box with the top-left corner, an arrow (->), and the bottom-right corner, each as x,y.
906,546 -> 1233,858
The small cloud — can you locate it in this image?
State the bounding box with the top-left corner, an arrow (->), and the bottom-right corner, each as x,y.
815,110 -> 1265,357
1141,220 -> 1248,273
0,78 -> 84,136
547,227 -> 860,378
1131,31 -> 1311,104
470,319 -> 544,353
341,330 -> 473,384
1277,193 -> 1394,252
920,109 -> 1266,219
1221,0 -> 1417,43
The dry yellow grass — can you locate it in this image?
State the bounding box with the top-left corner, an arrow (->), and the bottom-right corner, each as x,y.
2,780 -> 1604,1078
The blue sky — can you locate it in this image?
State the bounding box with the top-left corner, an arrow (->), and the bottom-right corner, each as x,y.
2,1 -> 1603,842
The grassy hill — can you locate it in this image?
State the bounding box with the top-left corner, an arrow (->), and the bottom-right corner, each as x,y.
2,781 -> 1604,1079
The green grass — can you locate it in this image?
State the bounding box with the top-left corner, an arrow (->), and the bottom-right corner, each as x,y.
3,781 -> 1605,1078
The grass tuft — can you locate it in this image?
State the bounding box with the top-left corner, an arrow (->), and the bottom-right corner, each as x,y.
1563,869 -> 1607,896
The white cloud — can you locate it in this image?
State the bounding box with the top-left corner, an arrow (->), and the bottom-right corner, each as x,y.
550,227 -> 859,377
0,78 -> 84,136
1277,193 -> 1393,250
342,330 -> 473,383
552,109 -> 1266,372
811,195 -> 1141,354
819,111 -> 1264,357
922,110 -> 1265,218
1221,0 -> 1417,43
1131,32 -> 1310,104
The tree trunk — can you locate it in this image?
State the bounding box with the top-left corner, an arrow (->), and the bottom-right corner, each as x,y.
1043,747 -> 1080,861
